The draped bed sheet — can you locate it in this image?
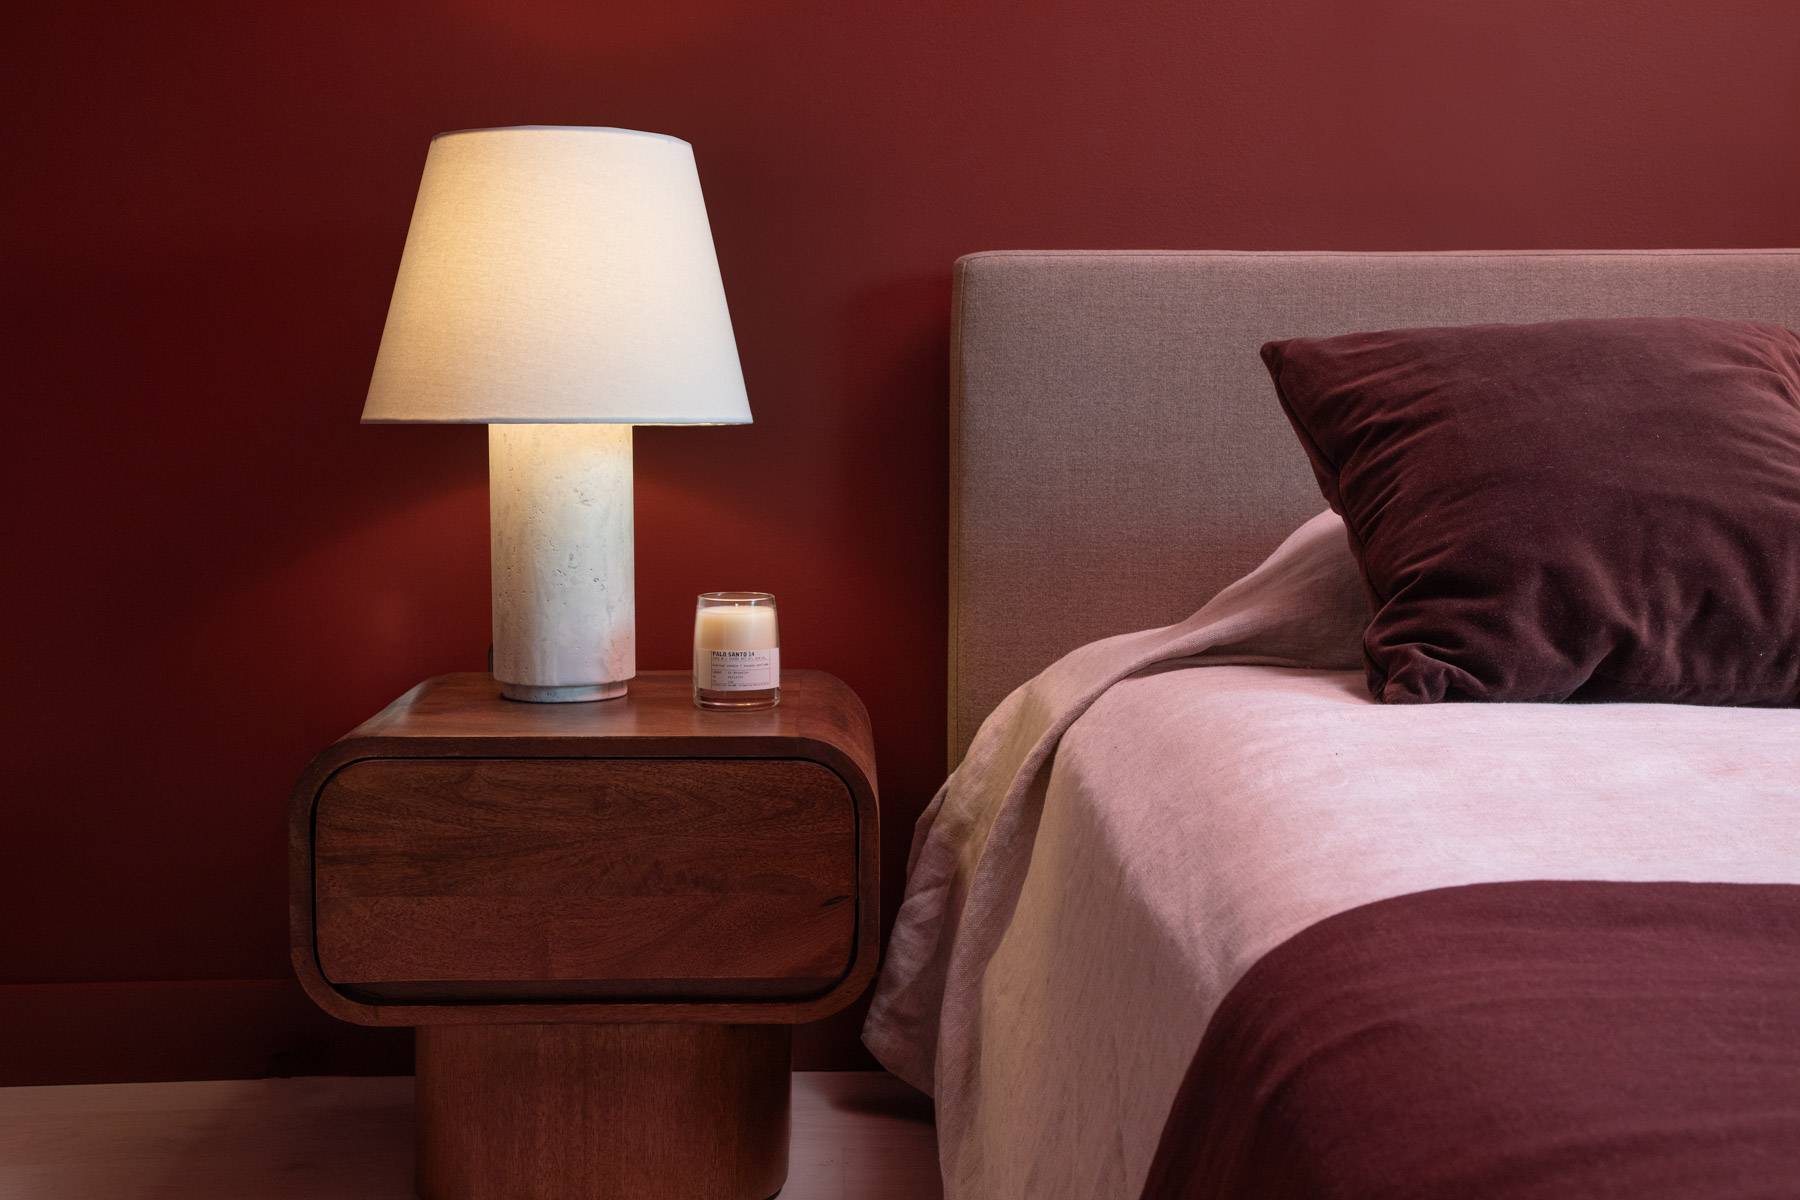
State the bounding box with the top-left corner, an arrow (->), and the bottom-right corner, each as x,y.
862,512 -> 1800,1199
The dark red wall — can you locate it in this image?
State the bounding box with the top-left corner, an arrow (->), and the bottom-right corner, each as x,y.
5,0 -> 1798,1083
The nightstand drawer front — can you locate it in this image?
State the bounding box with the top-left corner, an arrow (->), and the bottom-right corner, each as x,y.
313,758 -> 857,1002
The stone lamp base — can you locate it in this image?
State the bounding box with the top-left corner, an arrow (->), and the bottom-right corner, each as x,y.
488,423 -> 635,703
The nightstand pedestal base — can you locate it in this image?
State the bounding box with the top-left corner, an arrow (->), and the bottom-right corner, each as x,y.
416,1023 -> 791,1200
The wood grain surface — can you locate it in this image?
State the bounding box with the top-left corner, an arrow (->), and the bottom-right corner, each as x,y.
315,758 -> 855,998
416,1023 -> 792,1200
335,672 -> 876,791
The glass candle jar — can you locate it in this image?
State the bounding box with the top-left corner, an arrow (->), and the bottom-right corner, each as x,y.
693,592 -> 780,710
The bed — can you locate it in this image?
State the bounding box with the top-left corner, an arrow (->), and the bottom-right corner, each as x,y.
863,250 -> 1800,1199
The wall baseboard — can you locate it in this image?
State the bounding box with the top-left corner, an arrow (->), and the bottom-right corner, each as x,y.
0,978 -> 411,1087
0,979 -> 873,1085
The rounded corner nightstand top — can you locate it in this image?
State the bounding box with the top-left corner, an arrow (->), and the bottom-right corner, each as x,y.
337,670 -> 875,786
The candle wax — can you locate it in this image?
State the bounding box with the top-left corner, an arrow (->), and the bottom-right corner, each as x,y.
694,604 -> 779,650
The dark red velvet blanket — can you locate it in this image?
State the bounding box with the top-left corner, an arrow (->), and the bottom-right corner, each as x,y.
1140,881 -> 1800,1200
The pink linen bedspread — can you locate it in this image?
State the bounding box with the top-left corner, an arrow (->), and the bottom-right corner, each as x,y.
863,511 -> 1800,1199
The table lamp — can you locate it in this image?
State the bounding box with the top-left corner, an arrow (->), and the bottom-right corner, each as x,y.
362,126 -> 751,702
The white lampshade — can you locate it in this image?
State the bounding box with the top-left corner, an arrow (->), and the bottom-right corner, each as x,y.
362,126 -> 752,424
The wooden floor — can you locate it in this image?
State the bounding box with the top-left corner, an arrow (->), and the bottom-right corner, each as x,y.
0,1071 -> 942,1199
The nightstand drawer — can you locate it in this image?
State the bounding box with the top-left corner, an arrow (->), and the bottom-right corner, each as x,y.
311,757 -> 857,1003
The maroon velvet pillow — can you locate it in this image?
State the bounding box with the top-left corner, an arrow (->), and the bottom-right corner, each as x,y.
1261,316 -> 1800,705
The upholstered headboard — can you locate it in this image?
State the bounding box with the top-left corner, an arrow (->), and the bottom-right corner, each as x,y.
948,249 -> 1800,764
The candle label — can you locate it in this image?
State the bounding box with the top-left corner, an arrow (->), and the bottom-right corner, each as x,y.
698,647 -> 779,691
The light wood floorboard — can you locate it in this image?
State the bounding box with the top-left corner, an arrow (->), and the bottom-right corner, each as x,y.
0,1071 -> 941,1199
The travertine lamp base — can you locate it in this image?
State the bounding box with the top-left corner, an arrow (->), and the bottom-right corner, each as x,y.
488,423 -> 635,702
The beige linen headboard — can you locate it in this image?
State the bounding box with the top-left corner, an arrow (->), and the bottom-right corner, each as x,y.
948,248 -> 1800,765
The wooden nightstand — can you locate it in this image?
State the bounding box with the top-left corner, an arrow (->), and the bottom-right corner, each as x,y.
289,671 -> 879,1200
